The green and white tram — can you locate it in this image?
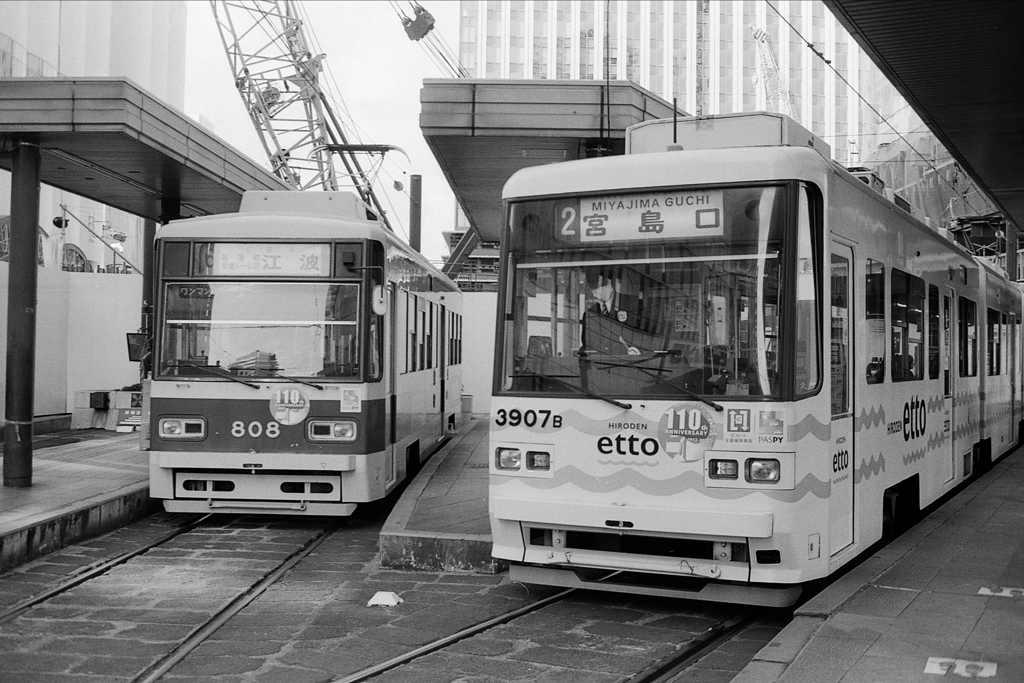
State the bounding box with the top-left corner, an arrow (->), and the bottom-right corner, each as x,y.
488,113 -> 1022,606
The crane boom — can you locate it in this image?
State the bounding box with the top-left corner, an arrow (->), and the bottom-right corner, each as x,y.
751,26 -> 800,123
210,0 -> 393,229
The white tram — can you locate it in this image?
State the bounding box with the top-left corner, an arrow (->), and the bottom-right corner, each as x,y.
146,191 -> 462,515
488,113 -> 1022,606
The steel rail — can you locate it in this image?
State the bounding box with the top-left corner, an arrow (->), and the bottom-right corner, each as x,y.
0,514 -> 213,624
331,585 -> 580,683
623,612 -> 762,683
131,521 -> 341,683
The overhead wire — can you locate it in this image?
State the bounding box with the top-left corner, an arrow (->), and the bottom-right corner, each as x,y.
765,0 -> 987,218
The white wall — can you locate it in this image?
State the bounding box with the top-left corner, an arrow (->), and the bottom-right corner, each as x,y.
66,272 -> 143,400
0,263 -> 141,419
460,291 -> 497,414
0,263 -> 67,417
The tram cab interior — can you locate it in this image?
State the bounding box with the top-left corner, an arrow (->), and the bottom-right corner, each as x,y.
509,186 -> 789,401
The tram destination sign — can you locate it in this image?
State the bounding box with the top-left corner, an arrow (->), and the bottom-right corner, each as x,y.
556,190 -> 724,244
196,243 -> 331,277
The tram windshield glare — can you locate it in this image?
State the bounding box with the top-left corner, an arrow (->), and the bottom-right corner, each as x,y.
159,282 -> 361,380
501,185 -> 815,400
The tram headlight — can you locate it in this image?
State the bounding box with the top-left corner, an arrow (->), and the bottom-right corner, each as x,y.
526,451 -> 551,470
708,459 -> 739,479
307,420 -> 357,442
158,417 -> 205,440
746,458 -> 781,483
495,447 -> 522,470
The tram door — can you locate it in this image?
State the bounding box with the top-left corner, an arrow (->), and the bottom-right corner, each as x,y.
386,285 -> 397,483
439,305 -> 447,425
942,290 -> 955,482
830,246 -> 854,554
1010,314 -> 1017,443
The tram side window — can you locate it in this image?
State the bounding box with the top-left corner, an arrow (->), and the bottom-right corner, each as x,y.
831,255 -> 850,417
928,285 -> 940,380
411,294 -> 420,373
426,302 -> 435,370
406,292 -> 415,373
794,186 -> 820,396
418,302 -> 427,370
891,269 -> 924,382
450,312 -> 463,365
959,297 -> 978,377
865,259 -> 885,384
988,308 -> 1002,376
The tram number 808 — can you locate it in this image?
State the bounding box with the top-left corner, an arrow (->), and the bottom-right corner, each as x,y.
231,421 -> 281,438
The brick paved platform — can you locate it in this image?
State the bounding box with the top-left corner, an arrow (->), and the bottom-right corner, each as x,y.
378,415 -> 501,573
0,430 -> 152,571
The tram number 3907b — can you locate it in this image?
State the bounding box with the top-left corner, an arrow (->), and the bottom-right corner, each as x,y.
494,408 -> 563,429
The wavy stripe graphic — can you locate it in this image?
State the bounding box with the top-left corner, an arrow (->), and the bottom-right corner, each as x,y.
902,446 -> 927,466
954,390 -> 979,409
926,395 -> 945,413
787,414 -> 830,442
855,453 -> 885,483
597,459 -> 658,467
925,430 -> 947,451
856,404 -> 886,432
492,464 -> 831,501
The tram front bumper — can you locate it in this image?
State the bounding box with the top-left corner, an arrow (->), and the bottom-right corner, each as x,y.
490,498 -> 774,538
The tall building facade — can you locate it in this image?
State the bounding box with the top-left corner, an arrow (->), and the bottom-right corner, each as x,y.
0,0 -> 187,273
457,1 -> 998,231
0,0 -> 187,421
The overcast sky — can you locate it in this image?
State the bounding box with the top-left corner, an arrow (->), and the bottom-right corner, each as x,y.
183,0 -> 462,264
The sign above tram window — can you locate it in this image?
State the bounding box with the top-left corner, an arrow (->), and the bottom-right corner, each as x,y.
555,190 -> 725,243
194,243 -> 331,277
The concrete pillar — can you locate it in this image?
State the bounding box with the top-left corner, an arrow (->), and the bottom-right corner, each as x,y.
3,139 -> 41,488
409,174 -> 422,253
140,217 -> 157,376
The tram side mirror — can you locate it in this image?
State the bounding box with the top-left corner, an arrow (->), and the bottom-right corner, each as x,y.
126,333 -> 148,362
371,285 -> 387,316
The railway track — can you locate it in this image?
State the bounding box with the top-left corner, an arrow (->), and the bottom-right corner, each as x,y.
131,519 -> 340,683
331,577 -> 767,683
0,513 -> 215,625
0,514 -> 775,682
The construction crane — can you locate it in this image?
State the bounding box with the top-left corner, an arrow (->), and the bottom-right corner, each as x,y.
751,26 -> 800,123
387,1 -> 477,275
210,0 -> 395,230
391,1 -> 470,78
694,0 -> 710,116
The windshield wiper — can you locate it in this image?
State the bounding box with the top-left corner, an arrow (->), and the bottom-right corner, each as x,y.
590,360 -> 723,412
176,362 -> 261,389
512,371 -> 632,410
254,370 -> 324,390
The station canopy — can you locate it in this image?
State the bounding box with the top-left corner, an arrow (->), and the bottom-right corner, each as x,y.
0,78 -> 288,221
420,79 -> 681,242
824,0 -> 1024,231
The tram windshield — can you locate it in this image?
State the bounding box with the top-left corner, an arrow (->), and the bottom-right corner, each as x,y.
159,282 -> 361,380
500,185 -> 818,400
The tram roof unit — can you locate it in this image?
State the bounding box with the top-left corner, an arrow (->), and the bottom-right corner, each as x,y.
626,112 -> 832,158
159,190 -> 379,236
